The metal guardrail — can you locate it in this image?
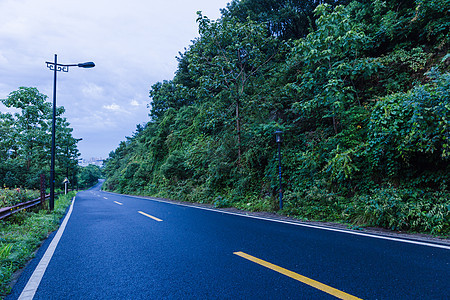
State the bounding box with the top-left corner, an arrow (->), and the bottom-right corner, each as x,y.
0,195 -> 49,220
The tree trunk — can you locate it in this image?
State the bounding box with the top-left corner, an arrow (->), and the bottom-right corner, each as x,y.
236,99 -> 241,165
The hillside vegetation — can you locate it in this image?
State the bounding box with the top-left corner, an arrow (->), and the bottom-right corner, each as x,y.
103,0 -> 450,235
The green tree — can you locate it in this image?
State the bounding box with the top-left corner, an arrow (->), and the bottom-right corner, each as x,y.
1,87 -> 52,171
78,165 -> 102,189
187,12 -> 279,163
149,80 -> 193,120
285,4 -> 372,134
222,0 -> 351,39
0,87 -> 80,189
0,113 -> 17,162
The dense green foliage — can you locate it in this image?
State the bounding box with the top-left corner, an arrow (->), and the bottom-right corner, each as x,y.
0,192 -> 74,297
0,188 -> 39,209
77,165 -> 102,189
104,0 -> 450,234
0,87 -> 82,190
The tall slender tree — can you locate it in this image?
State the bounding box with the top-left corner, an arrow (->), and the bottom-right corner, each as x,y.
186,13 -> 279,163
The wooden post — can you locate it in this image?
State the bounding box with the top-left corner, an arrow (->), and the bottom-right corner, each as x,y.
40,174 -> 46,209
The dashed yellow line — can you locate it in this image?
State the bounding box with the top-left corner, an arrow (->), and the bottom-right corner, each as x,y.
113,201 -> 123,205
234,252 -> 362,300
138,211 -> 163,222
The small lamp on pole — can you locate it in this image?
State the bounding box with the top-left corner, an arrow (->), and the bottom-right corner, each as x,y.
274,130 -> 283,210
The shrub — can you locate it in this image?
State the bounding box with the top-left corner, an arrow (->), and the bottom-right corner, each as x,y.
0,188 -> 39,209
0,192 -> 74,297
160,151 -> 192,181
349,187 -> 449,234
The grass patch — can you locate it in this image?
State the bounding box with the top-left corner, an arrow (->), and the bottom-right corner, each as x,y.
0,192 -> 74,298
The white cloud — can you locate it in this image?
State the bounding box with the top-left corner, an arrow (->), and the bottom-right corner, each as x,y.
130,100 -> 140,107
0,0 -> 228,159
103,103 -> 121,111
82,83 -> 104,99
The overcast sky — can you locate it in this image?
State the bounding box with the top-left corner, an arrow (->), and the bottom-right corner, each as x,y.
0,0 -> 229,160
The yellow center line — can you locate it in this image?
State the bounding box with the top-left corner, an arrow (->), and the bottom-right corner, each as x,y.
234,251 -> 362,300
113,201 -> 123,205
138,211 -> 163,222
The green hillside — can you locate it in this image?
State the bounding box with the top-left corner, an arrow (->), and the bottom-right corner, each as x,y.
103,0 -> 450,235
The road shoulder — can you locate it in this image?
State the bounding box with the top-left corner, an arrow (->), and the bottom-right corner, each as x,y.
103,191 -> 450,247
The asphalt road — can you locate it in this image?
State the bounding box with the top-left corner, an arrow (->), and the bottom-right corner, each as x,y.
8,182 -> 450,299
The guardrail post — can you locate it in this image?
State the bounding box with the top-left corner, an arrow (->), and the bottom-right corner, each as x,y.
40,174 -> 46,209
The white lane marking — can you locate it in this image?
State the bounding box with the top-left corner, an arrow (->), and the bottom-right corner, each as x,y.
18,197 -> 76,300
103,192 -> 450,250
114,201 -> 123,205
103,197 -> 108,199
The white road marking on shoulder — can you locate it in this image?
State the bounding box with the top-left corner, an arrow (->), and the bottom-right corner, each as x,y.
18,198 -> 76,300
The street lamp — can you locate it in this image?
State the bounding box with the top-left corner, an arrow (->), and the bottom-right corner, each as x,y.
274,130 -> 283,210
46,54 -> 94,210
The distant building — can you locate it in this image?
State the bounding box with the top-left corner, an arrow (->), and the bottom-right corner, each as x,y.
78,157 -> 104,167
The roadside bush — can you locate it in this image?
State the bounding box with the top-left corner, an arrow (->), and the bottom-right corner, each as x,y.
283,185 -> 449,235
0,192 -> 74,297
283,186 -> 349,221
0,189 -> 39,209
349,188 -> 450,234
237,194 -> 277,212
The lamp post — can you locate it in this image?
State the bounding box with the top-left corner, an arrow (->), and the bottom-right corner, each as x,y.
274,130 -> 283,210
46,54 -> 94,210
